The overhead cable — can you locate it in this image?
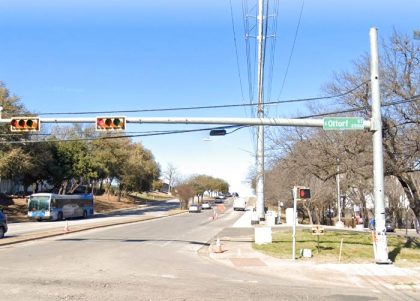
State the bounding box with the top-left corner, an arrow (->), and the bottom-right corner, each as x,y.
35,81 -> 370,116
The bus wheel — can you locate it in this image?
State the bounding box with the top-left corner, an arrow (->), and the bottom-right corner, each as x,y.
83,210 -> 88,218
58,212 -> 63,221
0,227 -> 4,239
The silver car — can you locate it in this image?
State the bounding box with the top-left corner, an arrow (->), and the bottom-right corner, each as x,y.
202,202 -> 211,210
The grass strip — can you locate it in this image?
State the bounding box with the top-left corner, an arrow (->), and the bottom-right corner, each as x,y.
253,229 -> 420,264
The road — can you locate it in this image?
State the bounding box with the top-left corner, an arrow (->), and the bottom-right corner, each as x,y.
0,200 -> 415,300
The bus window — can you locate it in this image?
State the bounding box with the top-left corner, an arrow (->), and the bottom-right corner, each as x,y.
28,196 -> 50,211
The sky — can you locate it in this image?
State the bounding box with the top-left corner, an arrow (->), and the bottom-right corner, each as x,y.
0,0 -> 418,196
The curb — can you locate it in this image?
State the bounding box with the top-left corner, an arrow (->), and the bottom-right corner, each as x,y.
0,210 -> 187,247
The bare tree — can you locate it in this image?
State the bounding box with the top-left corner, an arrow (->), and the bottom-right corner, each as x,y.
324,31 -> 420,229
174,184 -> 194,210
163,163 -> 178,195
265,31 -> 419,231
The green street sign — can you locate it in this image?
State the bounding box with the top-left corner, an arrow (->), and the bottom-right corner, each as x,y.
323,117 -> 364,130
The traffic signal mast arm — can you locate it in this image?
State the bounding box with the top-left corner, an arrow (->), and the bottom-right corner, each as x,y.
0,117 -> 373,130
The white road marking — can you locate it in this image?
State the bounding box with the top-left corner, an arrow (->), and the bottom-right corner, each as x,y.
161,274 -> 177,279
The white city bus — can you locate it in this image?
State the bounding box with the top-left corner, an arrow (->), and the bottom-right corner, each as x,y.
28,193 -> 94,221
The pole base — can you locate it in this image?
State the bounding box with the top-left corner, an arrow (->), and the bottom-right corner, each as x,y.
335,221 -> 344,228
375,259 -> 393,265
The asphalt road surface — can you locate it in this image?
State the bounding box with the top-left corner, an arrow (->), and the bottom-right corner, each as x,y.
6,200 -> 179,237
0,202 -> 412,301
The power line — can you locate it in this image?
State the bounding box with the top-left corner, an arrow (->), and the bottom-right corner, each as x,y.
33,81 -> 370,116
277,0 -> 305,100
240,0 -> 258,155
298,96 -> 419,119
229,0 -> 246,104
242,0 -> 256,105
264,0 -> 279,105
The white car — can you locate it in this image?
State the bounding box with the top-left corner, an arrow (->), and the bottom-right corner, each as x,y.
201,202 -> 211,210
189,204 -> 201,213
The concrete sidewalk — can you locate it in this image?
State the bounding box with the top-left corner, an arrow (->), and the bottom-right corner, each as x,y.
205,226 -> 420,299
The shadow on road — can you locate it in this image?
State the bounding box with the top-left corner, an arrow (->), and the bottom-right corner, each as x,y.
56,237 -> 210,246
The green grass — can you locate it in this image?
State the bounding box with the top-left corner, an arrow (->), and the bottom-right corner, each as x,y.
253,229 -> 420,264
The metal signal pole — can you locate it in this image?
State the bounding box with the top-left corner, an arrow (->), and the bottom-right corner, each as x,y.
336,159 -> 343,227
255,0 -> 266,221
370,27 -> 390,263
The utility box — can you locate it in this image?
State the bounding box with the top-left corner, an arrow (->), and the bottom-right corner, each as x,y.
286,208 -> 297,225
265,211 -> 276,226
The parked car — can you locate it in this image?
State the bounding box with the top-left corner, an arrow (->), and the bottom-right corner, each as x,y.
0,209 -> 8,239
188,204 -> 201,213
201,202 -> 211,210
385,221 -> 395,232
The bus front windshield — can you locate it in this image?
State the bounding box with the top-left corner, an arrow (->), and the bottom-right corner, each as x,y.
28,196 -> 50,211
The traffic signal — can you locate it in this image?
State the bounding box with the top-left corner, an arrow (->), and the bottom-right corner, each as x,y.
10,117 -> 40,132
297,187 -> 311,199
96,117 -> 126,131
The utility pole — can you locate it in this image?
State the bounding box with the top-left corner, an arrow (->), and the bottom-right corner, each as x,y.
255,0 -> 266,221
370,27 -> 390,264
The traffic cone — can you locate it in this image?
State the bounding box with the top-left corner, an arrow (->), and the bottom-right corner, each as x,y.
64,220 -> 69,232
213,236 -> 223,253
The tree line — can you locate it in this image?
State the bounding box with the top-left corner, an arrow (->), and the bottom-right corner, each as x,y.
0,86 -> 160,198
175,174 -> 229,209
0,84 -> 230,204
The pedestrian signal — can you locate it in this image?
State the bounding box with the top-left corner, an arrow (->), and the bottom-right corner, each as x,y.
10,117 -> 40,132
297,187 -> 311,199
96,117 -> 126,131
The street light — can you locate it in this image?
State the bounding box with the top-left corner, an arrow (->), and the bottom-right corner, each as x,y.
209,129 -> 227,136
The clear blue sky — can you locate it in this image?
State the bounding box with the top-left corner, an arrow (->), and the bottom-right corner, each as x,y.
1,0 -> 418,196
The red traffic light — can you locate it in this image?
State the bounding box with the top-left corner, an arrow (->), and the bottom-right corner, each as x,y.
10,117 -> 40,132
96,117 -> 126,131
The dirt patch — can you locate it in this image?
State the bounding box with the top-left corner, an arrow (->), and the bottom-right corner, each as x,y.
2,192 -> 173,223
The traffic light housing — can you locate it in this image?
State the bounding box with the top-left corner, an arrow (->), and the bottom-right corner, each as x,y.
10,117 -> 40,132
96,117 -> 126,131
297,187 -> 311,199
